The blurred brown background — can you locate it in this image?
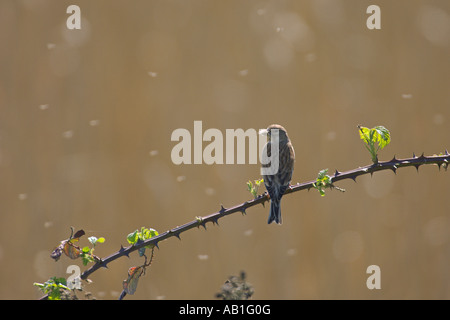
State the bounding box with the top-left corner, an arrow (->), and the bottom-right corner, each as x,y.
0,0 -> 449,300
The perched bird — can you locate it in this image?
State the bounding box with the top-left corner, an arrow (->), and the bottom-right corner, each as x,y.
261,124 -> 295,224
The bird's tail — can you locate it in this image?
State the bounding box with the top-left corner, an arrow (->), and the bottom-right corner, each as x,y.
268,199 -> 282,224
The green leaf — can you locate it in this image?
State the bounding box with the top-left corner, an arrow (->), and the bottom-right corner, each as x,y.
34,277 -> 70,300
81,253 -> 94,266
127,228 -> 158,246
138,247 -> 146,257
358,126 -> 371,144
52,277 -> 67,285
313,169 -> 332,196
317,169 -> 329,180
141,227 -> 150,240
318,188 -> 326,196
127,230 -> 139,245
96,237 -> 105,244
148,228 -> 158,238
247,179 -> 264,199
373,126 -> 390,150
358,125 -> 391,163
82,246 -> 90,253
255,179 -> 263,187
33,282 -> 45,290
140,227 -> 158,240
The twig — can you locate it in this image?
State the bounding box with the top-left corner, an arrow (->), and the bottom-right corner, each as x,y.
78,151 -> 449,282
38,151 -> 448,300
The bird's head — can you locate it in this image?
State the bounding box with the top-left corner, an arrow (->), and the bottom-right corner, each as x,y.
260,124 -> 289,143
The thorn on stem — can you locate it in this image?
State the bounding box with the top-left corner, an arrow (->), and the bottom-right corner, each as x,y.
390,165 -> 397,174
119,245 -> 130,257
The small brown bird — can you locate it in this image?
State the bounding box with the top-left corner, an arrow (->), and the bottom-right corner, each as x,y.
261,124 -> 295,224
